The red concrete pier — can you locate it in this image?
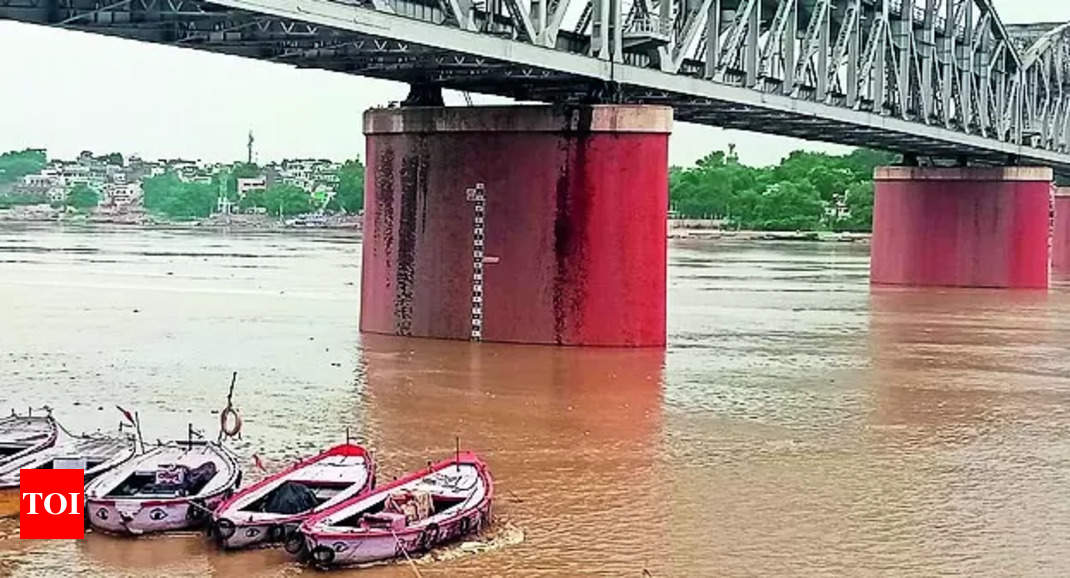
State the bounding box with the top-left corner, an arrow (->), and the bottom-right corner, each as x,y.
870,166 -> 1053,289
1054,188 -> 1070,274
360,105 -> 672,346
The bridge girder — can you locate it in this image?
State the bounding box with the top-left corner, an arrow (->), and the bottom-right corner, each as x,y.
2,0 -> 1070,174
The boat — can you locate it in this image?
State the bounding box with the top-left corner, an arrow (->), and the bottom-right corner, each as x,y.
0,412 -> 58,467
210,443 -> 376,549
84,438 -> 242,535
0,427 -> 136,518
0,428 -> 136,489
290,451 -> 493,568
0,412 -> 60,516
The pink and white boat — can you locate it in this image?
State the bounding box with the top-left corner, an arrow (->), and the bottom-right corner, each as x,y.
210,443 -> 375,549
292,452 -> 493,568
84,439 -> 242,535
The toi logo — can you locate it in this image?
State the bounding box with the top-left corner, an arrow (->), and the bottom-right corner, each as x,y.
20,469 -> 85,539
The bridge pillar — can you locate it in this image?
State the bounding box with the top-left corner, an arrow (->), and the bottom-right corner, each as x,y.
360,105 -> 671,346
870,166 -> 1053,289
1053,188 -> 1070,274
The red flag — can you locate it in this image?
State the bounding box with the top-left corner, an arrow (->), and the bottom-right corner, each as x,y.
253,453 -> 267,472
116,406 -> 135,425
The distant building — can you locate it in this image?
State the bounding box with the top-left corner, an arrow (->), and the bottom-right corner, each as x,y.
273,159 -> 340,197
103,182 -> 142,207
825,196 -> 850,220
236,177 -> 266,198
166,159 -> 213,184
216,195 -> 236,215
16,171 -> 65,200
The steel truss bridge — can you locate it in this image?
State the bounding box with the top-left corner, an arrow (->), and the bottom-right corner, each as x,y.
3,0 -> 1070,174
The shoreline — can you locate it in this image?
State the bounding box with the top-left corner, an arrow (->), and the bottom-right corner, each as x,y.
0,209 -> 362,232
0,212 -> 871,242
668,228 -> 870,243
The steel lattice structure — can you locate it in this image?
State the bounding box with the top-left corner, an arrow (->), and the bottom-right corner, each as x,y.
3,0 -> 1070,174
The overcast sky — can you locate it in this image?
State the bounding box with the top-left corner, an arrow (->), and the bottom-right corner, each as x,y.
2,0 -> 1069,167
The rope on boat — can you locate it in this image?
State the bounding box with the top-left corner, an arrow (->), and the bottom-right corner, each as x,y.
185,499 -> 216,518
390,529 -> 424,578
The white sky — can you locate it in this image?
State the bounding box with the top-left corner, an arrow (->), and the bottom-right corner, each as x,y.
1,0 -> 1068,168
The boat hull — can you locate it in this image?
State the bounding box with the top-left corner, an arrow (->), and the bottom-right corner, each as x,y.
0,488 -> 18,518
0,415 -> 58,470
218,520 -> 300,549
297,452 -> 494,568
301,502 -> 491,566
84,441 -> 242,535
87,491 -> 231,535
211,443 -> 374,550
0,428 -> 134,516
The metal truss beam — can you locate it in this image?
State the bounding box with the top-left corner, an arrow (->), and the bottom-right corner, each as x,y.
3,0 -> 1070,174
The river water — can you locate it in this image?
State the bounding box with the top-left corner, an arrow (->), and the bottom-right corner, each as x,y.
2,224 -> 1070,576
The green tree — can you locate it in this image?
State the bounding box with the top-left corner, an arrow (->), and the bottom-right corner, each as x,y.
142,172 -> 217,218
669,146 -> 896,232
328,159 -> 365,213
96,152 -> 124,166
66,183 -> 99,210
261,183 -> 313,216
0,149 -> 47,184
841,149 -> 900,179
836,181 -> 874,232
752,181 -> 823,230
669,147 -> 761,219
0,192 -> 48,208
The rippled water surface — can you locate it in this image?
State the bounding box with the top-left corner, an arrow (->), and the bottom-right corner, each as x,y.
2,225 -> 1070,576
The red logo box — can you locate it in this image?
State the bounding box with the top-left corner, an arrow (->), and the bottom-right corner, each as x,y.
20,469 -> 85,539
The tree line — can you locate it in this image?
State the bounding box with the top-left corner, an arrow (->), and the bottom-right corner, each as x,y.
4,145 -> 898,231
0,147 -> 366,217
0,149 -> 48,208
670,146 -> 898,232
142,159 -> 365,219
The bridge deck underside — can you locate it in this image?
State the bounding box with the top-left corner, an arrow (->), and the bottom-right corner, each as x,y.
3,0 -> 1070,177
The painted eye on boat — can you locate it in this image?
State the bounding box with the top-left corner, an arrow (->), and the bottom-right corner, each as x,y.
149,508 -> 168,521
245,528 -> 260,538
97,508 -> 108,520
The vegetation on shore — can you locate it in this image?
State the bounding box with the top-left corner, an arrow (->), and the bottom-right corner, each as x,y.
670,146 -> 898,232
0,146 -> 369,218
0,149 -> 46,186
142,159 -> 366,219
67,183 -> 100,210
3,145 -> 897,232
141,173 -> 218,218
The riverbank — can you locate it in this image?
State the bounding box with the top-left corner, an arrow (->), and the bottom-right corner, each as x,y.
0,207 -> 870,242
668,228 -> 870,243
0,205 -> 362,231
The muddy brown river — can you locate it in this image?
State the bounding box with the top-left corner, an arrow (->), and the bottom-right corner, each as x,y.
2,224 -> 1070,576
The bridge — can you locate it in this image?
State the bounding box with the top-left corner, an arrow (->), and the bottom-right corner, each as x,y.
3,0 -> 1070,170
4,0 -> 1070,347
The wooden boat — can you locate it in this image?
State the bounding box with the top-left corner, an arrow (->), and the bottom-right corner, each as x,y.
0,429 -> 136,489
84,439 -> 242,535
210,443 -> 375,549
0,427 -> 136,517
291,452 -> 493,568
0,413 -> 57,468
